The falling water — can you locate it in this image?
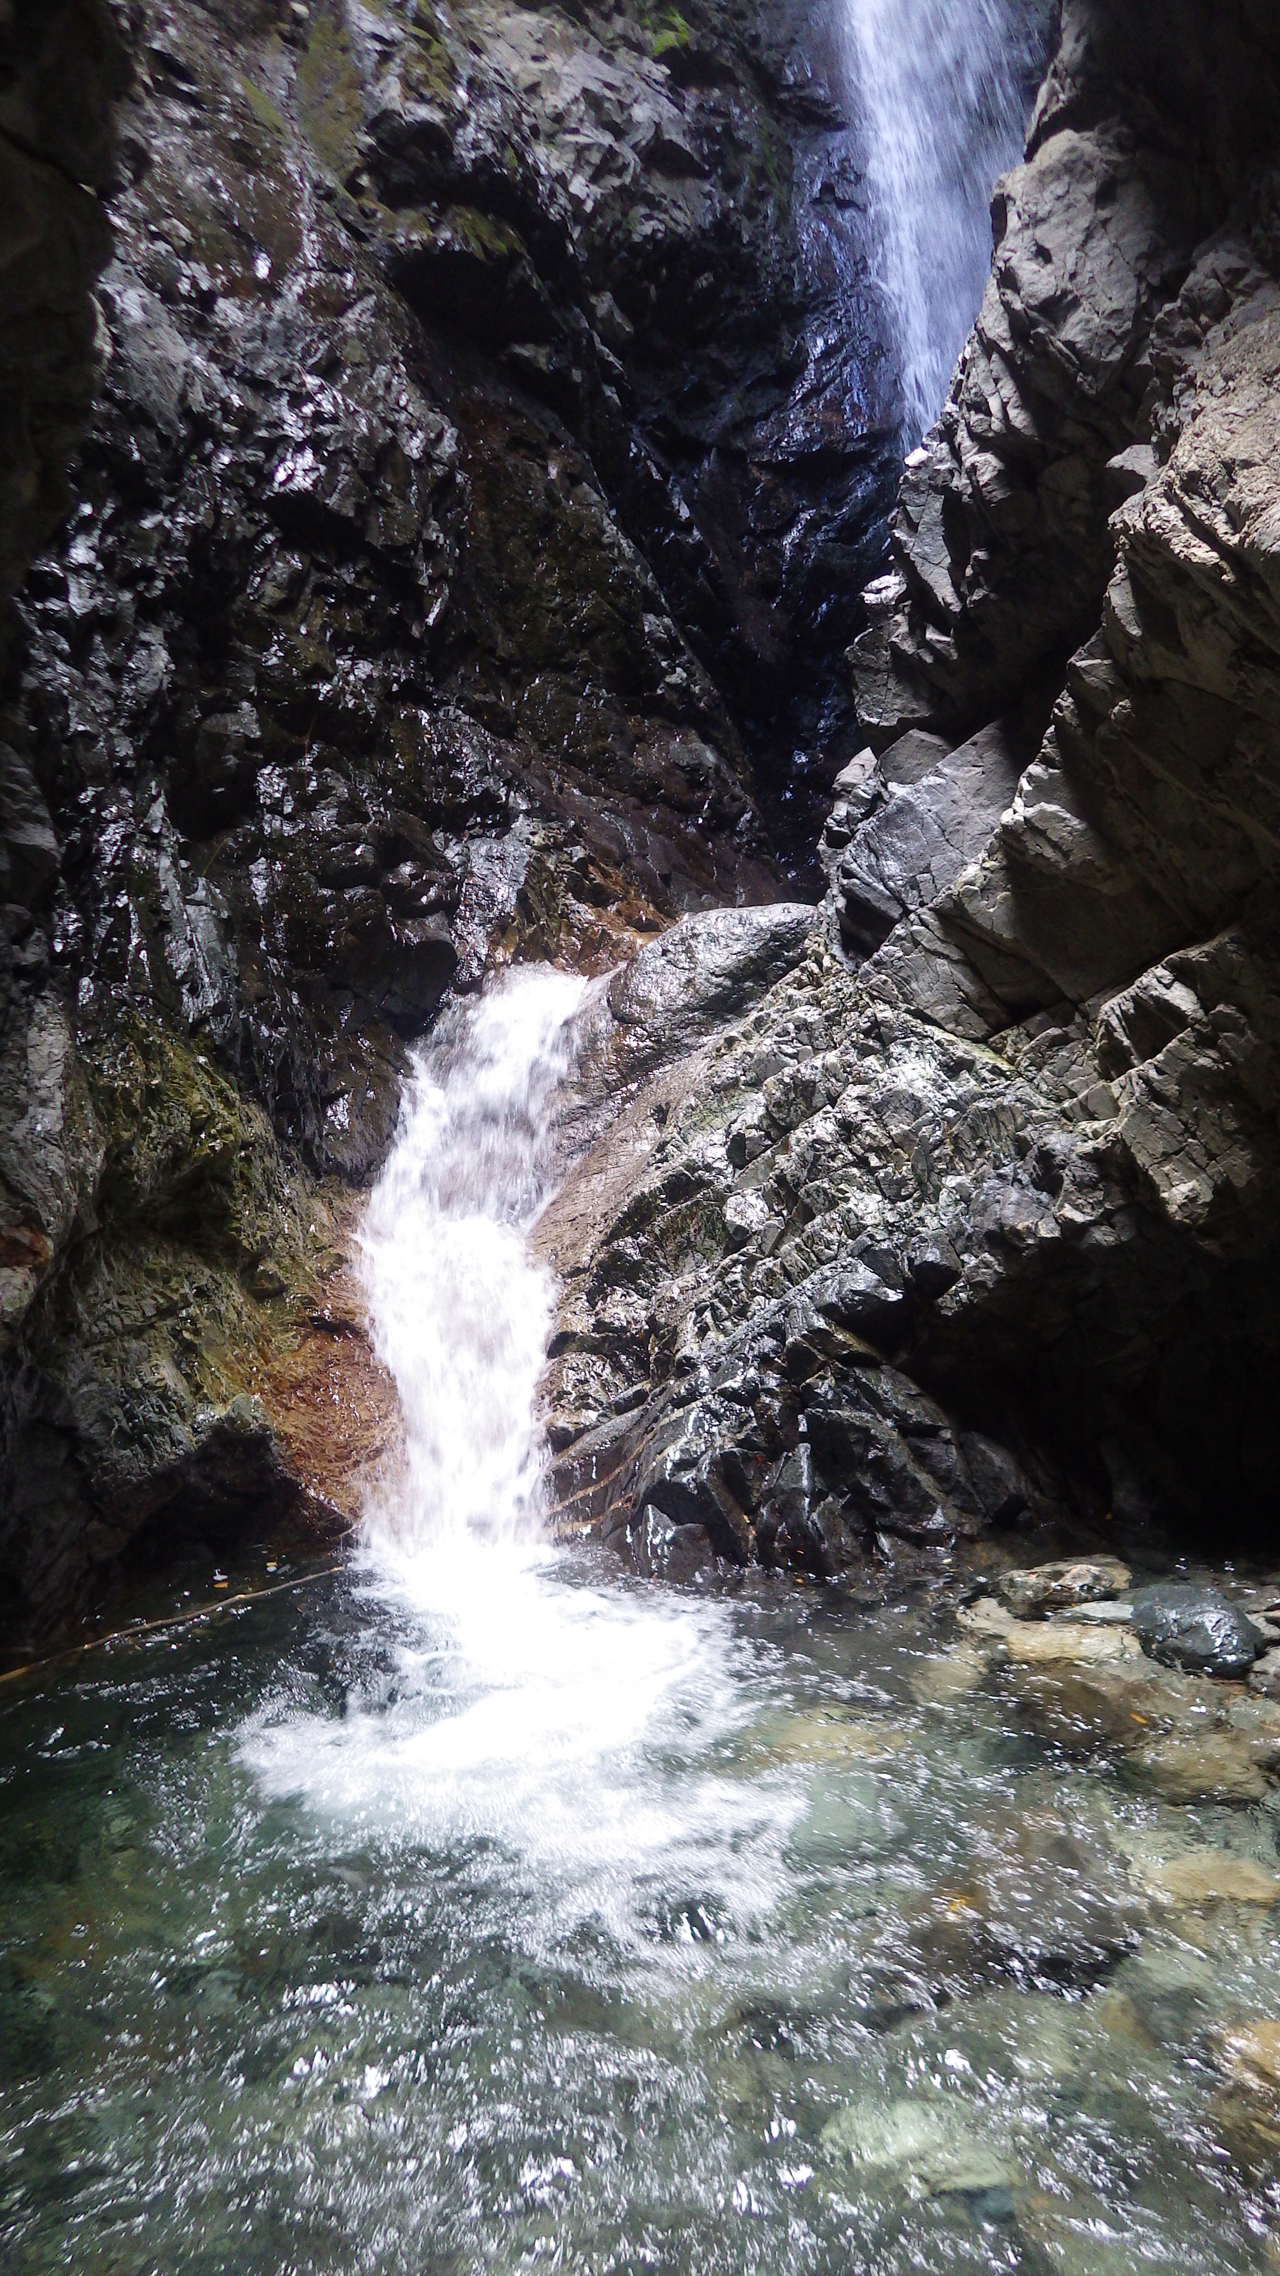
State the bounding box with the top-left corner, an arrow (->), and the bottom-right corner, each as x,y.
840,0 -> 1054,441
359,967 -> 589,1559
244,967 -> 785,1939
9,968 -> 1278,2268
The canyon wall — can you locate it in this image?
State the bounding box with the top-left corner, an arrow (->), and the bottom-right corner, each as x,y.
8,0 -> 1279,1626
541,0 -> 1280,1579
0,0 -> 906,1625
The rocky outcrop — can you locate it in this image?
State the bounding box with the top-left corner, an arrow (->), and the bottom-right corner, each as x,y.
0,0 -> 132,651
0,0 -> 911,1628
11,0 -> 1279,1622
539,0 -> 1280,1583
853,0 -> 1280,743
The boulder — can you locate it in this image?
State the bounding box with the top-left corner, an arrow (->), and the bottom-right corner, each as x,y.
1131,1586 -> 1266,1678
821,2094 -> 1015,2199
996,1556 -> 1131,1619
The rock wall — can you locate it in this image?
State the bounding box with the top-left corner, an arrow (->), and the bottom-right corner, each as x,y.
12,0 -> 1276,1626
540,0 -> 1280,1581
0,0 -> 906,1627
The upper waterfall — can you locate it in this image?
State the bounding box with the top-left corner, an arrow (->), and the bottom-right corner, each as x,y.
839,0 -> 1055,442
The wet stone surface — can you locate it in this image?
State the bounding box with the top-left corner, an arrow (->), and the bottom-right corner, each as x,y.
1132,1585 -> 1268,1679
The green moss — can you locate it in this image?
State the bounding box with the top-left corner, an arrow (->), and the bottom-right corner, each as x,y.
240,75 -> 286,140
440,202 -> 523,262
296,7 -> 367,180
404,17 -> 458,104
650,10 -> 692,58
632,1 -> 692,59
83,1018 -> 288,1264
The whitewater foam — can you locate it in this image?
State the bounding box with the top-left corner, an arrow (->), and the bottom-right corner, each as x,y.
243,967 -> 795,1942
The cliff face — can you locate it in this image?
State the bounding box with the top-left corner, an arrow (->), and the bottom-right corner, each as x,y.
0,0 -> 908,1625
8,0 -> 1278,1626
540,0 -> 1280,1579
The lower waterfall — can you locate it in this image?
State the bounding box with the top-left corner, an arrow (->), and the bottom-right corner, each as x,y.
4,970 -> 1267,2269
243,968 -> 790,1939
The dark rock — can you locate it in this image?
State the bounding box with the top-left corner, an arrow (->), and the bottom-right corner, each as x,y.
628,1504 -> 719,1585
1131,1586 -> 1266,1678
905,1234 -> 962,1302
756,1442 -> 850,1578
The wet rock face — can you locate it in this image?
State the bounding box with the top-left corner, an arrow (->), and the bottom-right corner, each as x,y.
0,0 -> 132,647
0,0 -> 905,1626
853,0 -> 1280,746
541,0 -> 1280,1576
14,0 -> 800,1186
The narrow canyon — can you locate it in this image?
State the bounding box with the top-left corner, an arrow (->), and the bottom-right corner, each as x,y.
5,1 -> 1280,2269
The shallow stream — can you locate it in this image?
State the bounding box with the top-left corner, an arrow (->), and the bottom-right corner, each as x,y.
4,976 -> 1280,2272
6,1539 -> 1280,2273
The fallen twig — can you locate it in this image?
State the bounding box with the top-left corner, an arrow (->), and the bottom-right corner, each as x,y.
0,1563 -> 348,1689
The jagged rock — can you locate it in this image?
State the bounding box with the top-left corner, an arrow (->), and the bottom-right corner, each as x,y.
10,0 -> 1280,1621
1130,1585 -> 1266,1678
853,0 -> 1280,744
658,0 -> 1280,1556
6,0 -> 902,1623
831,722 -> 1026,959
996,1556 -> 1131,1619
626,1503 -> 720,1584
0,0 -> 131,652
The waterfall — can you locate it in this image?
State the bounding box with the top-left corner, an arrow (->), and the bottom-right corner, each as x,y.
243,964 -> 788,1936
359,965 -> 589,1558
840,0 -> 1052,442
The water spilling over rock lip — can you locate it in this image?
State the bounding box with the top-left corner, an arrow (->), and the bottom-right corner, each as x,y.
358,965 -> 592,1558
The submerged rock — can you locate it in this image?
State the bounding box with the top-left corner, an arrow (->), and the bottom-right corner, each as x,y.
1141,1851 -> 1280,1911
1128,1733 -> 1279,1807
820,2093 -> 1015,2199
1131,1587 -> 1265,1679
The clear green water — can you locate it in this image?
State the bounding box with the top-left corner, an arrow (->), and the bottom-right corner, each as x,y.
3,1542 -> 1280,2276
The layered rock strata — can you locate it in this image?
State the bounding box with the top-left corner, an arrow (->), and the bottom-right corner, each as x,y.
540,0 -> 1280,1581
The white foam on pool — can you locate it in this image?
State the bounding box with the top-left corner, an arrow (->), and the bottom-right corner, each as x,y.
242,968 -> 796,1944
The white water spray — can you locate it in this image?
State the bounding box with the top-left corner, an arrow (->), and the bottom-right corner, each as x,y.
245,967 -> 792,1936
840,0 -> 1049,441
359,966 -> 588,1559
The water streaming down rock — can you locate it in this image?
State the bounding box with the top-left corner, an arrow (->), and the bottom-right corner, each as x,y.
839,0 -> 1053,440
359,967 -> 590,1558
246,967 -> 783,1932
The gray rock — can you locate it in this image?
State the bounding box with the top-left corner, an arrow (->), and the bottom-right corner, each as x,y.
997,1557 -> 1132,1619
834,722 -> 1025,958
821,2094 -> 1015,2198
1249,1647 -> 1280,1702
